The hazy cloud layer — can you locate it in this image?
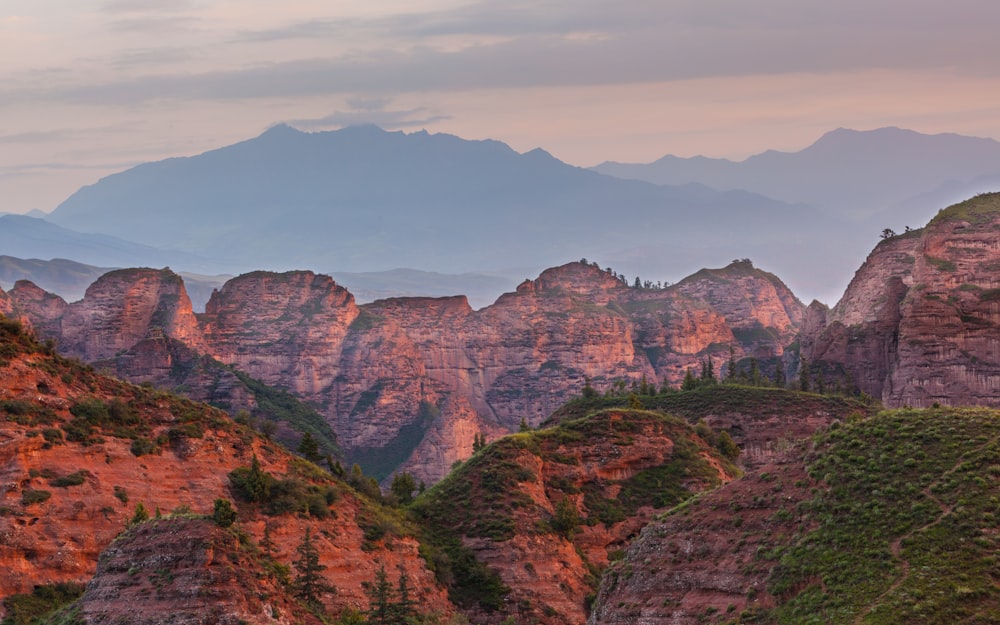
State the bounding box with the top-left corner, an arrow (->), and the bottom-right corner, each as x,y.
5,1 -> 1000,105
3,0 -> 1000,215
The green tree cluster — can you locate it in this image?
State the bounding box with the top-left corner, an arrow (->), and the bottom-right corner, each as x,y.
365,565 -> 419,625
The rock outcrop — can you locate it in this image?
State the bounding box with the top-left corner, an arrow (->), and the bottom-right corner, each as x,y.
52,268 -> 205,362
801,193 -> 1000,407
13,261 -> 808,484
73,517 -> 322,625
0,320 -> 451,619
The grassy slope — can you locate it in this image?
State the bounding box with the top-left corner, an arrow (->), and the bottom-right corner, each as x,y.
550,384 -> 872,425
757,408 -> 1000,625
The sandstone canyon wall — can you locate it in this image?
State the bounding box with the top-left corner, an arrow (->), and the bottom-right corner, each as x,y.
801,193 -> 1000,408
9,261 -> 804,484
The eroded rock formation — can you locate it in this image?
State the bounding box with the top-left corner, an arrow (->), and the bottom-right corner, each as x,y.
801,193 -> 1000,407
0,323 -> 451,618
12,261 -> 808,484
14,261 -> 803,482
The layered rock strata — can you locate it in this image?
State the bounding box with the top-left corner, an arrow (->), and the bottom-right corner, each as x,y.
15,261 -> 805,483
801,193 -> 1000,407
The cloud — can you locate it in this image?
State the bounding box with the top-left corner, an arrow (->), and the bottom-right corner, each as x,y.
100,0 -> 196,13
6,1 -> 1000,108
285,104 -> 451,130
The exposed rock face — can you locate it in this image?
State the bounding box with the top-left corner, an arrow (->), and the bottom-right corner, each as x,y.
589,451 -> 815,625
413,410 -> 739,625
802,194 -> 1000,407
49,268 -> 205,362
0,324 -> 451,618
75,517 -> 321,625
8,280 -> 68,338
200,271 -> 359,397
0,285 -> 15,317
674,260 -> 804,357
16,262 -> 805,483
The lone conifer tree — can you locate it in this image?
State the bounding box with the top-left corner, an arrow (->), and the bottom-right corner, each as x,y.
293,527 -> 334,610
297,432 -> 323,463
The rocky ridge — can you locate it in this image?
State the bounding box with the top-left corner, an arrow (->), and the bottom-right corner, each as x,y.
10,261 -> 804,484
591,407 -> 1000,624
801,193 -> 1000,407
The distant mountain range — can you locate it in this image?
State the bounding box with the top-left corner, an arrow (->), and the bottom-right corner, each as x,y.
2,124 -> 996,306
45,124 -> 843,302
593,126 -> 1000,225
0,214 -> 218,272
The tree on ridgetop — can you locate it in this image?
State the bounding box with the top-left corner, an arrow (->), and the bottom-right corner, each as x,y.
682,368 -> 699,391
390,472 -> 417,506
880,228 -> 897,239
700,358 -> 715,383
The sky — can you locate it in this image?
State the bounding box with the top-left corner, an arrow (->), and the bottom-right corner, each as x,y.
3,0 -> 1000,214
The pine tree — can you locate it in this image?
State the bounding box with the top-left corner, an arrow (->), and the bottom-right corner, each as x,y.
366,565 -> 395,625
799,356 -> 810,392
390,472 -> 417,506
551,496 -> 580,539
775,363 -> 786,388
212,498 -> 237,528
233,454 -> 272,503
393,566 -> 417,624
297,432 -> 322,464
682,367 -> 698,391
260,521 -> 275,557
519,417 -> 531,432
130,502 -> 149,526
293,527 -> 334,611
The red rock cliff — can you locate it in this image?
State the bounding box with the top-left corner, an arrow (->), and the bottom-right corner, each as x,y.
17,262 -> 805,484
802,193 -> 1000,407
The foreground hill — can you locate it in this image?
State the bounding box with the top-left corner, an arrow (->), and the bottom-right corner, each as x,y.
0,315 -> 452,622
412,409 -> 739,625
411,385 -> 871,625
800,192 -> 1000,407
7,260 -> 803,484
591,406 -> 1000,624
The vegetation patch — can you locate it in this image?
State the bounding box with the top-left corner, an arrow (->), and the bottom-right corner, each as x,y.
1,582 -> 85,625
763,408 -> 1000,624
928,192 -> 1000,227
227,367 -> 339,459
48,471 -> 88,488
348,400 -> 438,481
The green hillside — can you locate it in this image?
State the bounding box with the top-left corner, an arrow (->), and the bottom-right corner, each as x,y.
762,407 -> 1000,624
